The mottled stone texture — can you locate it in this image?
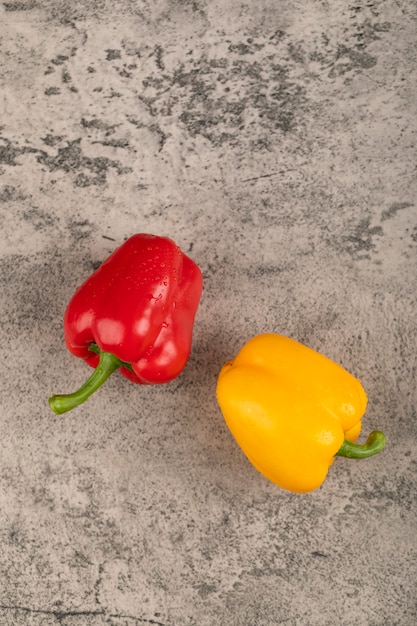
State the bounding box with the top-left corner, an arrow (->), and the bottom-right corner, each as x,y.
0,0 -> 416,624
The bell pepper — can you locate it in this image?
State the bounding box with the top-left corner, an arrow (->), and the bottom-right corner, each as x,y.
49,233 -> 203,414
216,333 -> 386,493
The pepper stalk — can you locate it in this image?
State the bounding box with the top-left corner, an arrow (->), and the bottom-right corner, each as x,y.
336,430 -> 386,459
49,344 -> 129,415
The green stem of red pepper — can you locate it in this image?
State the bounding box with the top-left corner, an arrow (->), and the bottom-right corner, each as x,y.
336,430 -> 386,459
49,344 -> 128,415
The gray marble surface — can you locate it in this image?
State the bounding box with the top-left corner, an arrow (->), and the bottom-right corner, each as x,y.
1,1 -> 416,624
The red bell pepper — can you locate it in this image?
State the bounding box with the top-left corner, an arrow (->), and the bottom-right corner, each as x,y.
49,234 -> 203,414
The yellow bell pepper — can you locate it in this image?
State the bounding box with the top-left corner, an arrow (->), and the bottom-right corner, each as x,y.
216,333 -> 386,493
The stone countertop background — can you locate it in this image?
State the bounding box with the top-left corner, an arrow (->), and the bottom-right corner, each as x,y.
1,1 -> 416,624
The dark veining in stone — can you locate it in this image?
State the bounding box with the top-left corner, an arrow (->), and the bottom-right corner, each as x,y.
62,69 -> 72,84
0,604 -> 169,625
106,49 -> 122,61
3,1 -> 37,10
51,54 -> 69,66
23,207 -> 55,231
131,12 -> 386,146
0,185 -> 26,202
93,138 -> 131,149
36,139 -> 132,186
44,86 -> 61,96
341,217 -> 384,259
41,134 -> 65,147
81,118 -> 118,134
0,138 -> 38,166
126,116 -> 168,151
68,218 -> 95,240
381,202 -> 414,221
331,44 -> 377,76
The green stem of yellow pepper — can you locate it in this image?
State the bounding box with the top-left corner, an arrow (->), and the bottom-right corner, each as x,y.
336,430 -> 386,459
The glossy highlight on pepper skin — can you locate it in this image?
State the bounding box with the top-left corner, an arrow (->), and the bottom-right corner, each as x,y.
216,333 -> 385,493
49,234 -> 203,414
